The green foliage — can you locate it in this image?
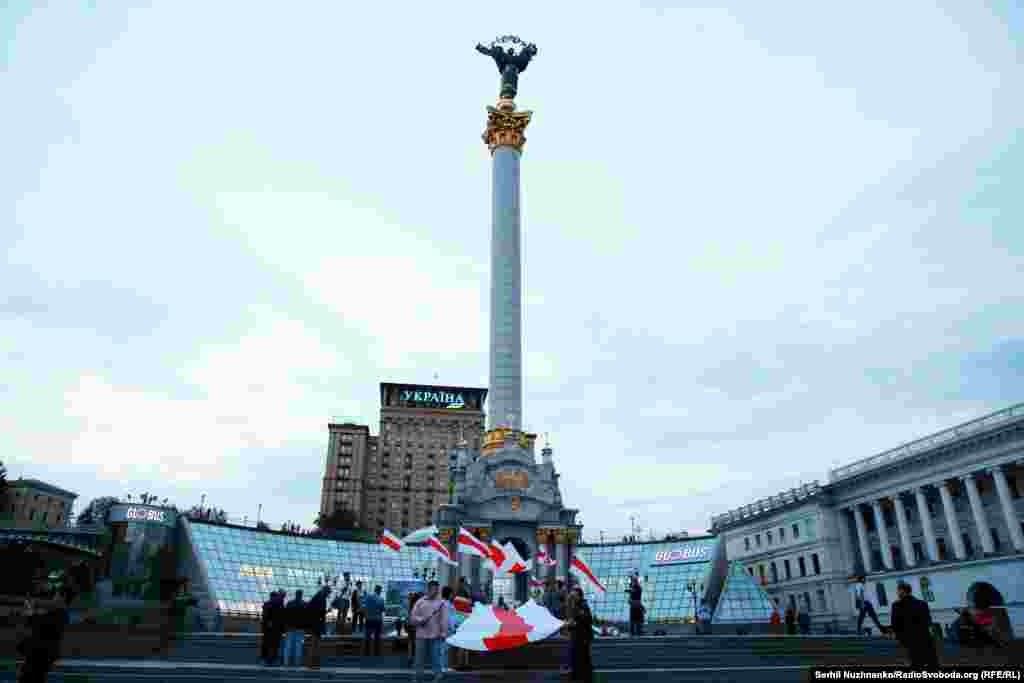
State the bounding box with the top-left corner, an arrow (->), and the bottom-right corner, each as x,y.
76,496 -> 120,527
0,459 -> 7,494
314,506 -> 360,531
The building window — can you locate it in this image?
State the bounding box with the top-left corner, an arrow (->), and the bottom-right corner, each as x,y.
991,528 -> 1001,552
798,557 -> 807,577
784,559 -> 792,580
748,567 -> 755,577
779,527 -> 785,542
876,583 -> 888,607
744,537 -> 750,551
816,589 -> 827,612
767,531 -> 773,546
927,501 -> 936,518
963,534 -> 974,557
792,523 -> 800,539
912,542 -> 925,563
812,553 -> 821,575
883,509 -> 894,528
788,594 -> 797,609
759,565 -> 766,582
803,591 -> 813,613
755,534 -> 761,547
936,538 -> 947,561
1009,476 -> 1019,498
770,562 -> 778,582
904,505 -> 914,523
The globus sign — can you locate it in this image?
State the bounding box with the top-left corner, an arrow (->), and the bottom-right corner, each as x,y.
126,507 -> 166,522
108,503 -> 176,527
652,544 -> 713,565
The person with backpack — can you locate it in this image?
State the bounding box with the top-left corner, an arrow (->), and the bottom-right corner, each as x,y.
361,585 -> 386,657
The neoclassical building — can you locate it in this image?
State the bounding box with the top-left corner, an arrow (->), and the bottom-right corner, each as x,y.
711,402 -> 1024,631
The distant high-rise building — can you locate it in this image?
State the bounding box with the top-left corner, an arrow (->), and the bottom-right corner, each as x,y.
319,423 -> 373,526
318,383 -> 488,537
0,478 -> 77,529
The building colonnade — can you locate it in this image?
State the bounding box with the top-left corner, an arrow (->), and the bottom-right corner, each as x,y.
840,462 -> 1024,575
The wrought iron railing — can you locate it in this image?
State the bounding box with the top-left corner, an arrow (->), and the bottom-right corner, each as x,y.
828,402 -> 1024,484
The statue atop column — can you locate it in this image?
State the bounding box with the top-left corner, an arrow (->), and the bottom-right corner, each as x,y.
476,35 -> 539,100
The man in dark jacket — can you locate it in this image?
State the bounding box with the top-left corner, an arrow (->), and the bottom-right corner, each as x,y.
305,586 -> 331,669
890,581 -> 939,669
282,591 -> 305,667
260,591 -> 285,666
629,598 -> 646,636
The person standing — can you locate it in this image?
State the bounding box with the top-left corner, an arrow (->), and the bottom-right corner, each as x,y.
629,597 -> 645,637
335,573 -> 352,634
406,591 -> 422,668
362,585 -> 386,657
351,581 -> 365,634
697,599 -> 712,635
542,580 -> 561,618
798,605 -> 811,635
408,580 -> 449,682
570,587 -> 594,681
260,592 -> 280,666
282,590 -> 306,667
784,605 -> 796,635
305,585 -> 330,670
440,586 -> 457,673
854,576 -> 886,635
890,580 -> 939,669
561,582 -> 579,676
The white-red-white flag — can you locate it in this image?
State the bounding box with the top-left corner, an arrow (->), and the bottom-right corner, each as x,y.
446,599 -> 563,652
571,556 -> 606,593
380,529 -> 404,553
500,542 -> 532,575
426,535 -> 457,565
535,550 -> 557,567
402,525 -> 438,545
458,527 -> 490,559
486,540 -> 508,573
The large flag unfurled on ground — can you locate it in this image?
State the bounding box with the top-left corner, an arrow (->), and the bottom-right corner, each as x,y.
571,556 -> 606,593
402,525 -> 438,545
380,529 -> 404,553
458,527 -> 490,559
425,535 -> 457,565
446,599 -> 564,652
453,596 -> 473,615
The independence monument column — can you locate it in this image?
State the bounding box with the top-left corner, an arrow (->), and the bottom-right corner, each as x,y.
476,36 -> 538,431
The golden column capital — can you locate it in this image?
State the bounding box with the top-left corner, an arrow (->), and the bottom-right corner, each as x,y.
565,529 -> 579,545
535,528 -> 552,545
552,528 -> 568,545
475,527 -> 492,543
482,105 -> 533,154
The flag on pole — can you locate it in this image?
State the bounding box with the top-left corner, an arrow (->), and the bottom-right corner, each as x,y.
458,527 -> 490,559
500,542 -> 531,574
402,525 -> 438,545
571,556 -> 606,592
486,540 -> 508,573
535,550 -> 557,567
425,535 -> 457,565
380,529 -> 404,553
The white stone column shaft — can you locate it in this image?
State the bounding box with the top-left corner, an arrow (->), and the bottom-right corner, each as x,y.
990,466 -> 1024,552
891,494 -> 915,568
962,474 -> 995,554
852,504 -> 873,574
938,481 -> 967,560
914,487 -> 940,562
836,508 -> 857,575
871,501 -> 895,570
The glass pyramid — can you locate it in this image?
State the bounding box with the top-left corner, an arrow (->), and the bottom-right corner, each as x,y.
712,560 -> 776,624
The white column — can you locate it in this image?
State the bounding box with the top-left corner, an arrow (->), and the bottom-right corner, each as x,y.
891,494 -> 915,568
938,481 -> 967,560
961,473 -> 995,554
914,487 -> 940,562
836,508 -> 857,575
852,504 -> 873,574
871,500 -> 894,570
989,465 -> 1024,552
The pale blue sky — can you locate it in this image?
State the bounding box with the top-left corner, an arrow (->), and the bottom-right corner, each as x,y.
2,2 -> 1021,540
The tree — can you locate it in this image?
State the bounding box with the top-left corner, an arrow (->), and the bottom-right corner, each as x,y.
314,506 -> 360,532
76,496 -> 120,527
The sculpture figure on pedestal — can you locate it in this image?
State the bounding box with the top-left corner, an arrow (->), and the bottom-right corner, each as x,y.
475,35 -> 539,100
